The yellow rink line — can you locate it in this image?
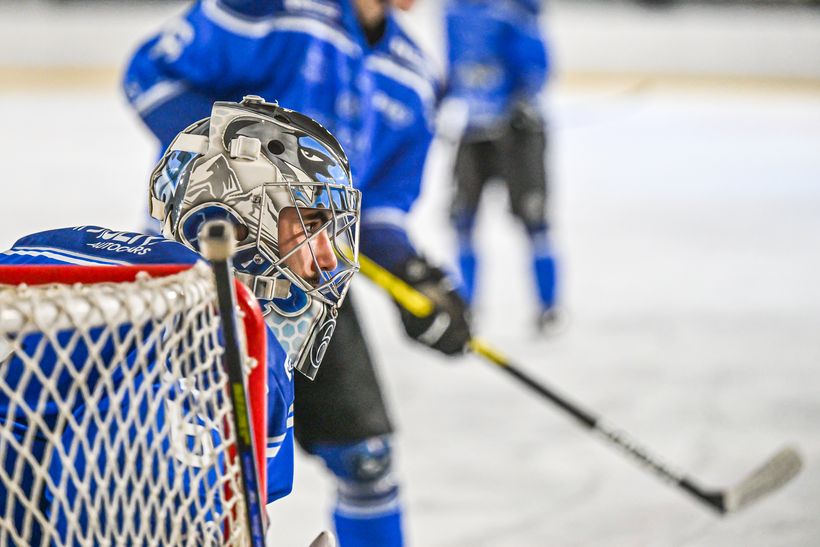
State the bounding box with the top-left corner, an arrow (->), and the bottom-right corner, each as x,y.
0,67 -> 122,92
2,66 -> 820,97
559,71 -> 820,97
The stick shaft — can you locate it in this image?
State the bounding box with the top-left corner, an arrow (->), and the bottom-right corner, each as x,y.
212,257 -> 267,545
469,338 -> 727,509
360,255 -> 726,512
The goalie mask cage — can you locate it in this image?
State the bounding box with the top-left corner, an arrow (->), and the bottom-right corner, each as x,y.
0,263 -> 267,546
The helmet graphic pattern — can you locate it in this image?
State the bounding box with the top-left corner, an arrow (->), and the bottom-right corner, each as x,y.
148,96 -> 360,380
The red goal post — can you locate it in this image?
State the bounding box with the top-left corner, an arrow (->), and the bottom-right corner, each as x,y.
0,263 -> 267,545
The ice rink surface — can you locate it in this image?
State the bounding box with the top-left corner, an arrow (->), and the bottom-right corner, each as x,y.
1,1 -> 819,546
275,87 -> 820,546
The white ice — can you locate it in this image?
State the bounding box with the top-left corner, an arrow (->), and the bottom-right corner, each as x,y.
1,2 -> 819,546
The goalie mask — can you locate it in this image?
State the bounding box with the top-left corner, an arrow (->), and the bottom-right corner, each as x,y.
149,96 -> 361,380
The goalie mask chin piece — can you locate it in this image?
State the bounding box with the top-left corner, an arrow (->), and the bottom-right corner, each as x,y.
149,95 -> 360,380
263,289 -> 337,381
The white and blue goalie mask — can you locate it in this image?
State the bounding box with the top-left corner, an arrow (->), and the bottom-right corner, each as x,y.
149,96 -> 361,380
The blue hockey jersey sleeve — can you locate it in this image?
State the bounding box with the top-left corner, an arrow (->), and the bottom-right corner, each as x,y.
124,0 -> 267,147
263,328 -> 295,502
123,0 -> 357,151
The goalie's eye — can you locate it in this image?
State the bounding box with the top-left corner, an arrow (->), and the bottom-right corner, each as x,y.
305,219 -> 322,235
302,210 -> 332,235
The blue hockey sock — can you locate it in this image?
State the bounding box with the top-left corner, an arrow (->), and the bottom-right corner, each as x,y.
533,254 -> 556,309
458,250 -> 477,305
529,228 -> 557,310
334,507 -> 403,547
455,226 -> 478,305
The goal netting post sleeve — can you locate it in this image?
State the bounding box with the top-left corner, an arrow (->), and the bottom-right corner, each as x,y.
225,277 -> 269,544
237,279 -> 268,510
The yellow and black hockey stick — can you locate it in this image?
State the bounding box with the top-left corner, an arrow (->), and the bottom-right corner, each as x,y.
358,254 -> 802,515
202,220 -> 266,546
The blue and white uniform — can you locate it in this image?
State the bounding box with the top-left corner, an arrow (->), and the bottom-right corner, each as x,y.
0,226 -> 295,542
124,2 -> 442,545
124,0 -> 440,273
444,0 -> 558,316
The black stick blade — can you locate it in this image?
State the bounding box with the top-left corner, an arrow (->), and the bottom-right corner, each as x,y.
722,446 -> 803,514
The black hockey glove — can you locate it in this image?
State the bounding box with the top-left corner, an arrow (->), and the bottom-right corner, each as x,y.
394,257 -> 471,356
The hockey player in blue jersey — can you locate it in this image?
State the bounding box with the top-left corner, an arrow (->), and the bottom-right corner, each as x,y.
0,96 -> 361,544
444,0 -> 560,330
123,1 -> 472,546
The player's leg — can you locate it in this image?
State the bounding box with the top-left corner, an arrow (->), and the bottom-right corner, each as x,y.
500,104 -> 559,328
308,436 -> 398,547
293,295 -> 401,547
451,138 -> 496,305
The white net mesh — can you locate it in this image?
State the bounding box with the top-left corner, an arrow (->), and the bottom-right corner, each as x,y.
0,263 -> 256,546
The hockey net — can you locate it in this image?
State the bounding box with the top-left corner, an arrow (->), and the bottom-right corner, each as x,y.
0,263 -> 267,546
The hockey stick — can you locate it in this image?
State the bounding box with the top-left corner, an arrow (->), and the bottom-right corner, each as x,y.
358,254 -> 803,515
201,220 -> 266,546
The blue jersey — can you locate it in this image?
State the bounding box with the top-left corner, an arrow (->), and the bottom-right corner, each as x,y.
444,0 -> 549,134
123,0 -> 441,272
0,226 -> 294,540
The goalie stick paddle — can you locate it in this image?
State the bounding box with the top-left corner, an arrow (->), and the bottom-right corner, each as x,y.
201,220 -> 267,546
358,254 -> 803,515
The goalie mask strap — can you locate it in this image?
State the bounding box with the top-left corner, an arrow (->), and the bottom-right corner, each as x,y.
235,272 -> 292,300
